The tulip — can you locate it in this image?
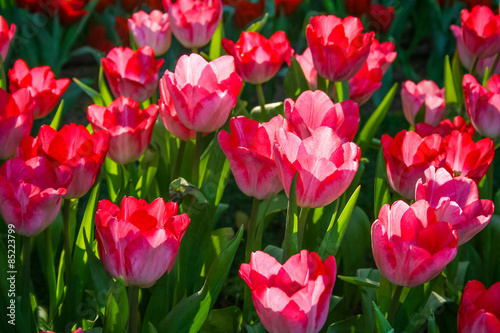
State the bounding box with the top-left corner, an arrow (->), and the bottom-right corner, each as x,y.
274,126 -> 360,208
458,280 -> 500,333
160,53 -> 242,133
222,31 -> 292,84
87,25 -> 116,54
240,250 -> 336,333
275,0 -> 303,16
344,0 -> 371,17
284,90 -> 359,142
443,130 -> 494,183
0,16 -> 15,61
9,59 -> 70,120
128,10 -> 171,57
168,0 -> 222,49
87,97 -> 159,164
0,156 -> 71,237
306,15 -> 374,82
372,200 -> 458,287
367,4 -> 395,34
232,0 -> 265,29
0,88 -> 33,160
18,124 -> 109,199
415,116 -> 475,138
401,80 -> 446,127
295,48 -> 317,90
460,6 -> 500,59
416,166 -> 494,245
463,73 -> 500,139
450,25 -> 500,77
56,0 -> 88,26
95,196 -> 190,288
218,115 -> 289,200
102,46 -> 164,103
381,130 -> 445,199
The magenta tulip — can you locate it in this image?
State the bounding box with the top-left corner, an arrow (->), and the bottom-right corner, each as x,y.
458,280 -> 500,333
240,250 -> 336,333
401,80 -> 446,127
0,16 -> 15,61
372,200 -> 458,287
128,10 -> 171,56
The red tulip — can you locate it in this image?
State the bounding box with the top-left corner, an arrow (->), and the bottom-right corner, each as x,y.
57,0 -> 87,26
160,53 -> 242,133
0,88 -> 33,160
218,115 -> 289,200
381,130 -> 446,199
415,116 -> 475,138
442,130 -> 494,183
306,15 -> 374,82
9,59 -> 70,120
18,124 -> 109,199
232,0 -> 265,29
87,25 -> 116,54
416,166 -> 494,245
344,0 -> 371,17
295,48 -> 317,90
460,6 -> 500,59
102,46 -> 164,103
0,16 -> 15,61
168,0 -> 222,49
275,0 -> 303,16
95,196 -> 190,288
87,97 -> 159,164
222,31 -> 292,84
240,250 -> 336,333
284,90 -> 359,142
372,200 -> 458,287
128,10 -> 171,56
463,73 -> 500,138
458,280 -> 500,333
367,4 -> 395,34
0,156 -> 70,236
274,126 -> 360,208
401,80 -> 446,127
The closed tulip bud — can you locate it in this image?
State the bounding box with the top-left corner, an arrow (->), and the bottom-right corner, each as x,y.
0,16 -> 15,61
458,280 -> 500,333
461,6 -> 500,59
96,196 -> 190,288
128,10 -> 172,57
401,80 -> 446,127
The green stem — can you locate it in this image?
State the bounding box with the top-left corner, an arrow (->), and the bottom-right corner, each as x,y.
22,236 -> 31,332
490,53 -> 500,78
0,56 -> 5,90
173,139 -> 186,180
387,284 -> 404,324
297,207 -> 310,250
191,47 -> 198,54
128,285 -> 140,333
470,56 -> 479,75
255,83 -> 267,121
62,199 -> 77,286
317,74 -> 328,94
255,196 -> 274,250
487,158 -> 494,199
335,81 -> 350,102
44,228 -> 57,322
192,132 -> 203,187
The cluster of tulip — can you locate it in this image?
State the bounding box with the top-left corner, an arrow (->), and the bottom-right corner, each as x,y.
1,0 -> 500,332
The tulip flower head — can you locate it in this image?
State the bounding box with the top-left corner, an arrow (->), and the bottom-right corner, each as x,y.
415,116 -> 475,139
458,280 -> 500,333
295,48 -> 317,90
0,15 -> 15,61
128,10 -> 172,56
460,5 -> 500,59
401,80 -> 446,127
240,250 -> 336,333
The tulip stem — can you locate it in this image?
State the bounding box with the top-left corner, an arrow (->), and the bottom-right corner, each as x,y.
297,207 -> 310,249
44,228 -> 57,322
62,199 -> 77,286
173,139 -> 186,180
0,56 -> 5,90
191,47 -> 198,54
256,83 -> 267,121
335,81 -> 350,102
193,132 -> 203,187
470,56 -> 479,75
128,285 -> 140,333
22,235 -> 31,332
387,284 -> 404,324
490,53 -> 500,79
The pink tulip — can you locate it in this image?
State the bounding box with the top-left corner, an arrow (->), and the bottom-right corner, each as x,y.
95,196 -> 190,288
415,116 -> 475,138
274,126 -> 360,208
87,97 -> 159,164
0,16 -> 15,61
381,130 -> 446,199
372,200 -> 458,287
218,115 -> 289,200
0,156 -> 70,236
18,124 -> 109,199
9,59 -> 70,120
222,31 -> 293,84
168,0 -> 222,49
442,130 -> 494,183
102,46 -> 164,103
284,90 -> 359,142
416,166 -> 494,245
240,250 -> 336,333
401,80 -> 446,127
160,53 -> 242,133
463,73 -> 500,139
306,15 -> 374,82
450,24 -> 500,76
0,88 -> 33,160
461,6 -> 500,59
128,10 -> 171,56
295,48 -> 317,90
458,280 -> 500,333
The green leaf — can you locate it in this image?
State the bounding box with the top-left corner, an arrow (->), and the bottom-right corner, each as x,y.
356,84 -> 397,155
338,275 -> 380,288
73,78 -> 104,106
200,136 -> 231,208
103,277 -> 129,333
99,65 -> 114,106
246,13 -> 268,33
444,55 -> 458,106
373,302 -> 394,333
148,322 -> 159,333
327,315 -> 364,333
401,292 -> 450,333
156,227 -> 244,333
282,173 -> 299,262
374,147 -> 391,217
135,144 -> 160,199
104,158 -> 122,202
49,100 -> 64,131
200,306 -> 243,333
209,21 -> 224,60
318,186 -> 361,259
284,57 -> 310,99
451,51 -> 465,110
